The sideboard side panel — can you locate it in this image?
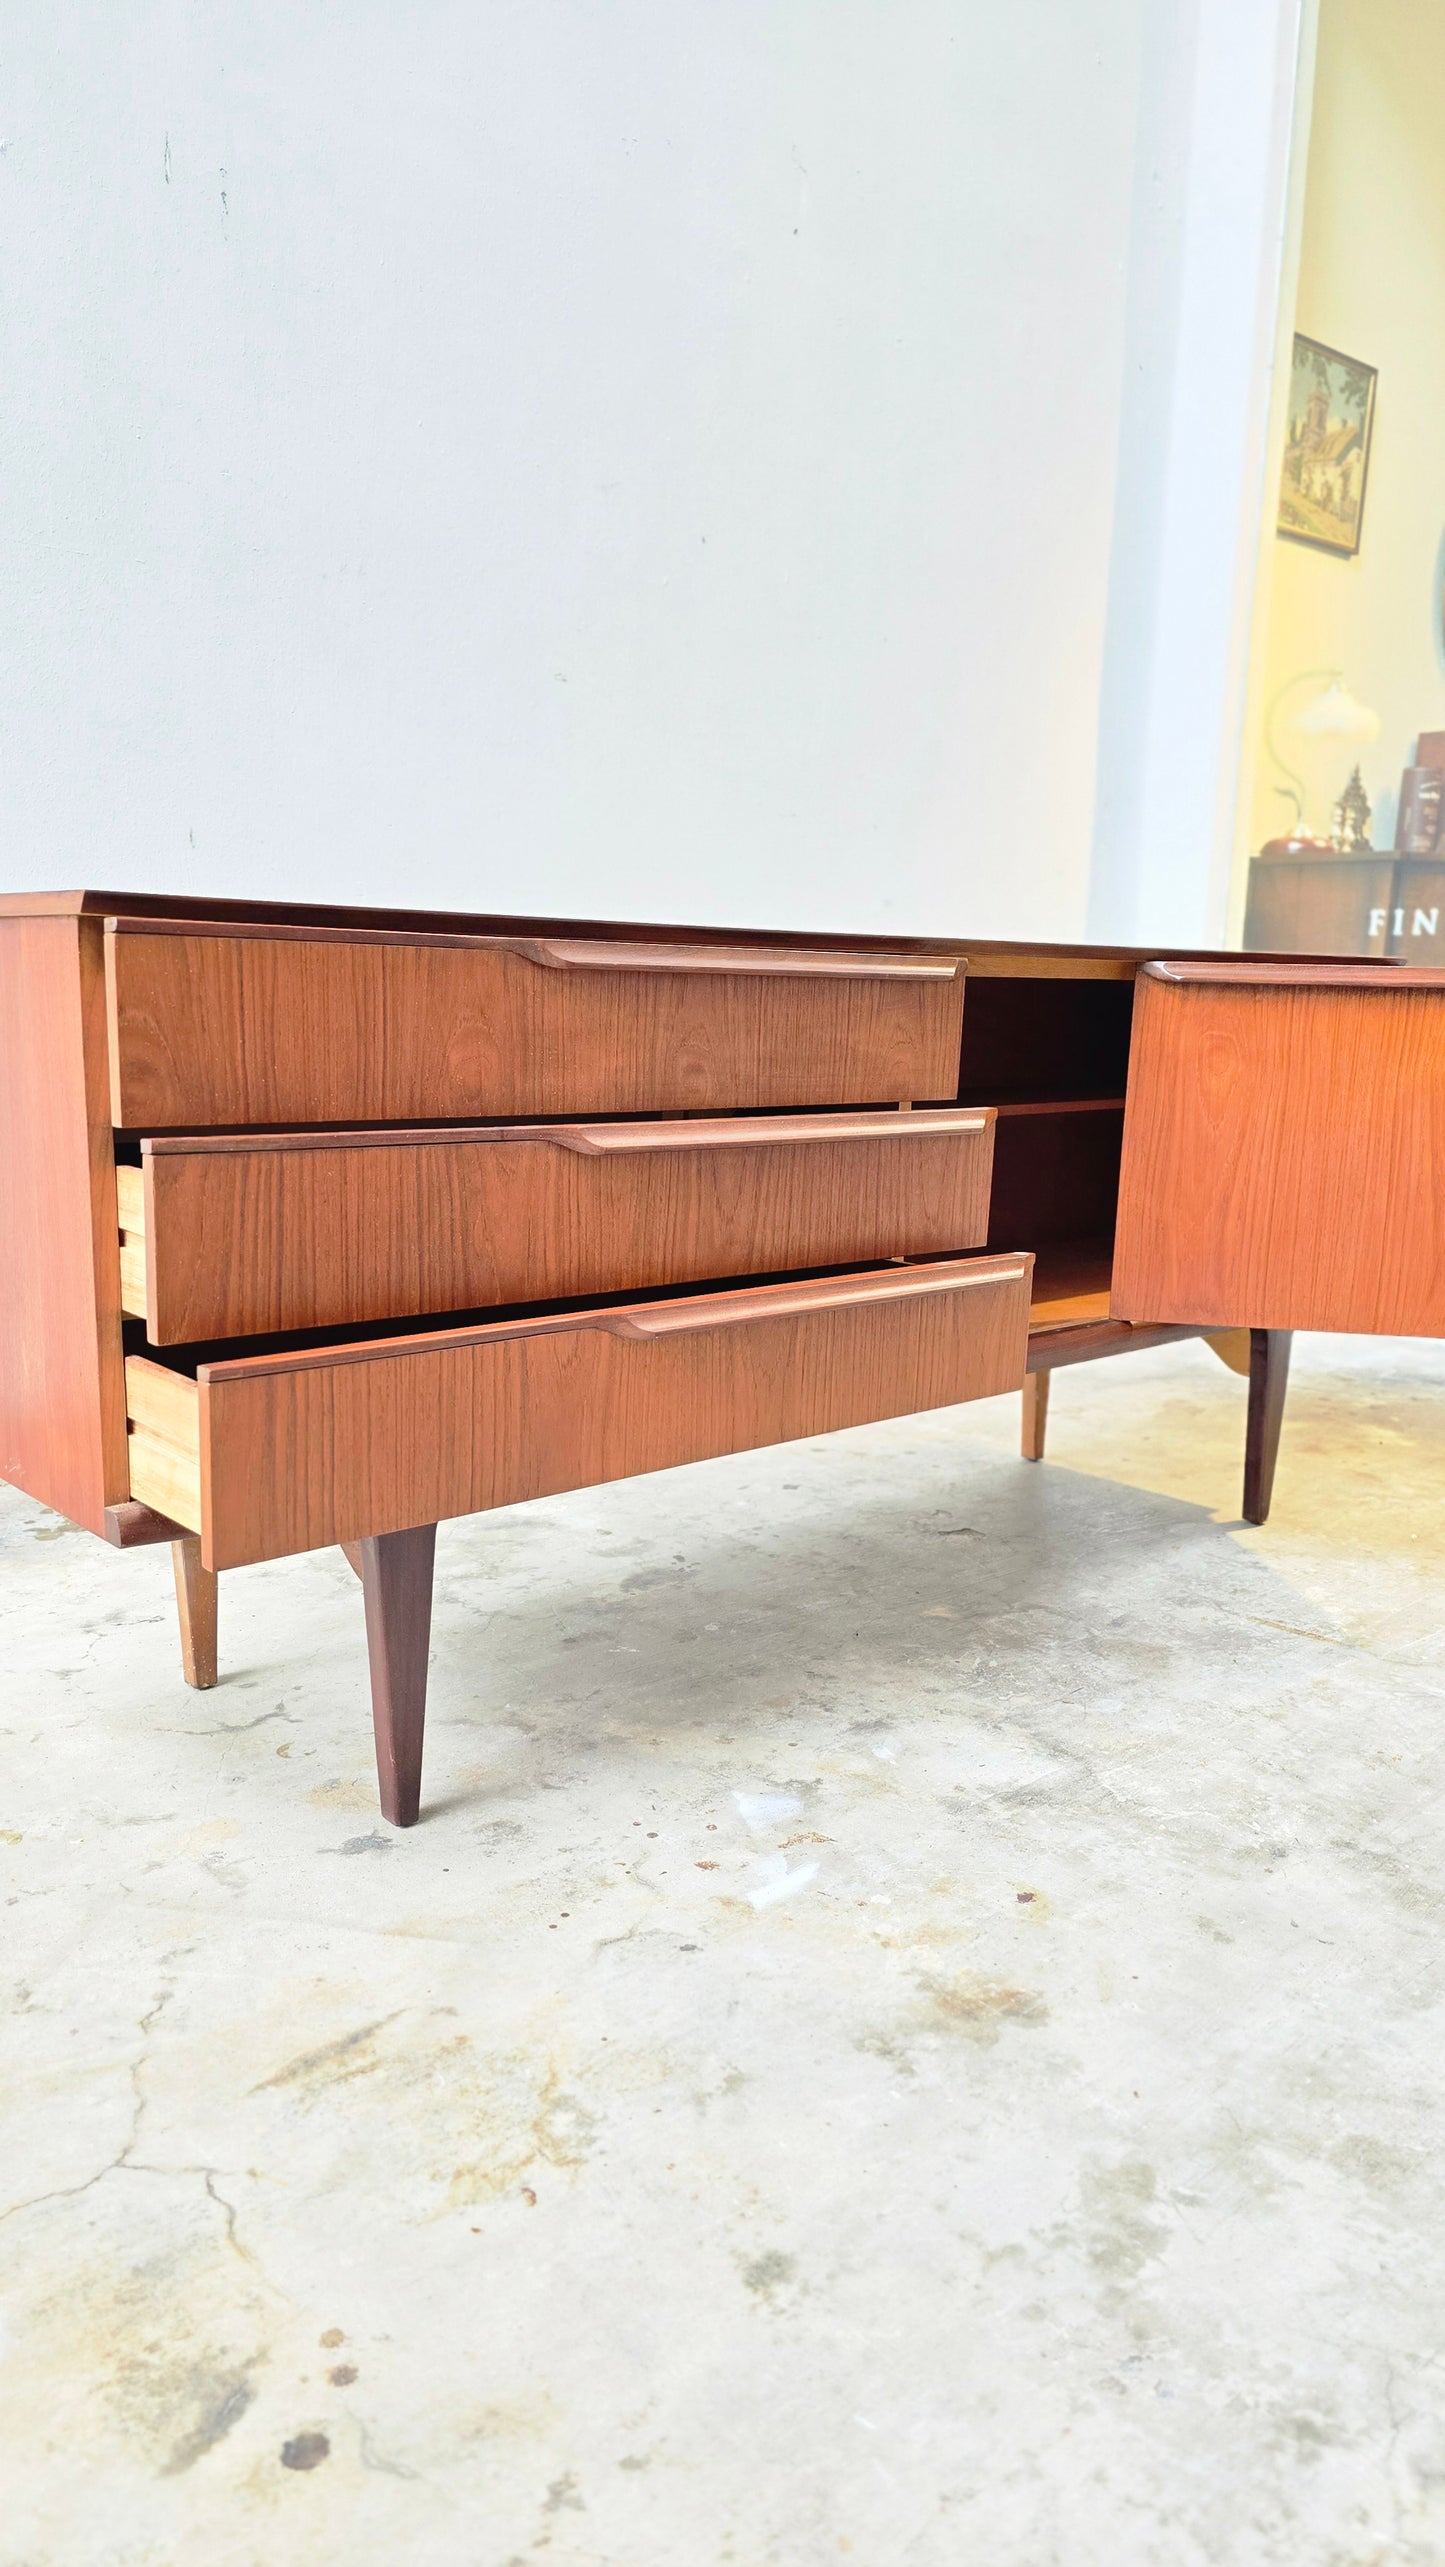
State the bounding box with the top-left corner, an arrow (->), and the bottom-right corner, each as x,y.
0,916 -> 128,1530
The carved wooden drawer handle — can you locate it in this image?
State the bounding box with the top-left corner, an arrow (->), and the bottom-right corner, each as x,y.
599,1258 -> 1029,1338
545,1111 -> 989,1155
502,938 -> 962,982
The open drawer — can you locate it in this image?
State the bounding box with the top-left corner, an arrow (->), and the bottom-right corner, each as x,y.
125,1254 -> 1032,1568
1112,961 -> 1445,1332
104,919 -> 967,1127
114,1109 -> 996,1343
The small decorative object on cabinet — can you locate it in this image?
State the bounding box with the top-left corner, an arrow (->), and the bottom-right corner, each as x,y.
5,890 -> 1442,1830
1277,334 -> 1377,557
1331,765 -> 1372,852
1245,721 -> 1445,958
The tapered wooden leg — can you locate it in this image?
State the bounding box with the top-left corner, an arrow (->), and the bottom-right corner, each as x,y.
1021,1369 -> 1050,1462
356,1525 -> 437,1828
172,1537 -> 218,1689
1243,1330 -> 1292,1525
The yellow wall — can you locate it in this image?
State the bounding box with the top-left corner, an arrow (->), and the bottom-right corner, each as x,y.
1242,0 -> 1445,873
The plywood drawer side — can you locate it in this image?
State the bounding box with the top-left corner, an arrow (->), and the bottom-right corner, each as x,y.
115,1162 -> 147,1320
125,1357 -> 202,1531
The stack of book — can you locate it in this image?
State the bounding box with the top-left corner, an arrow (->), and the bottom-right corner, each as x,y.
1397,732 -> 1445,853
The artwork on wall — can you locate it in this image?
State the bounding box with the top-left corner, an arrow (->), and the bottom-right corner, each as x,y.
1277,334 -> 1377,556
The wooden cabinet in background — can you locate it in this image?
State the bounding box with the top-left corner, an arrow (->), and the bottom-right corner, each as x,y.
1244,851 -> 1445,962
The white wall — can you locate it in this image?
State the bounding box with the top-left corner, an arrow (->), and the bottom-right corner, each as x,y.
2,2 -> 1157,936
1087,0 -> 1314,946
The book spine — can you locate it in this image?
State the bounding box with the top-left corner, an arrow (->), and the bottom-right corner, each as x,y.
1396,767 -> 1443,854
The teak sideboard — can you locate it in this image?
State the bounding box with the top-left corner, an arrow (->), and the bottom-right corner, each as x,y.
4,890 -> 1442,1826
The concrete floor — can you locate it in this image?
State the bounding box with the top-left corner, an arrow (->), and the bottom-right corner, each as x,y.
3,1334 -> 1445,2566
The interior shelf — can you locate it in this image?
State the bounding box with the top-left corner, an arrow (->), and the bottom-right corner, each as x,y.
1028,1241 -> 1114,1328
989,1096 -> 1126,1118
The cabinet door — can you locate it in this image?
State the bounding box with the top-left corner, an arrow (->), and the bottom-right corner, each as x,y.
1112,961 -> 1445,1334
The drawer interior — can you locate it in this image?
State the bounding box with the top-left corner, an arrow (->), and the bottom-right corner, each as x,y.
123,1255 -> 914,1383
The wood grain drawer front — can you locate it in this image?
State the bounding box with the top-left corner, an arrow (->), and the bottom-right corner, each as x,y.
126,1110 -> 996,1342
104,921 -> 966,1127
1113,961 -> 1445,1332
125,1255 -> 1031,1568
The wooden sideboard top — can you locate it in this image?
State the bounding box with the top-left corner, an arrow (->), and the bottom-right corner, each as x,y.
0,887 -> 1373,981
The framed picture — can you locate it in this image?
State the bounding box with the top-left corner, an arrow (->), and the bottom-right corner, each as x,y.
1277,333 -> 1377,557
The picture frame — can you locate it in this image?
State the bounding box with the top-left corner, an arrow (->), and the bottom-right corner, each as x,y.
1277,333 -> 1377,557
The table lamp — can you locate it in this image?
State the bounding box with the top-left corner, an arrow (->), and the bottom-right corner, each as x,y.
1262,671 -> 1381,854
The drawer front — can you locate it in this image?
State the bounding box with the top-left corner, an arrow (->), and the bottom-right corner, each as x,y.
124,1110 -> 995,1343
126,1255 -> 1032,1568
1113,961 -> 1445,1332
104,922 -> 966,1128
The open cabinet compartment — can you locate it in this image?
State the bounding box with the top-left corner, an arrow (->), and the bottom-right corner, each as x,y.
956,963 -> 1135,1327
956,970 -> 1135,1108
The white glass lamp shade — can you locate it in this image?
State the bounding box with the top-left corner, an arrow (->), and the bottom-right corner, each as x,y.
1290,680 -> 1381,744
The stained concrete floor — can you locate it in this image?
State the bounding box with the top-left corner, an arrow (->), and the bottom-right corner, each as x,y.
3,1335 -> 1445,2566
